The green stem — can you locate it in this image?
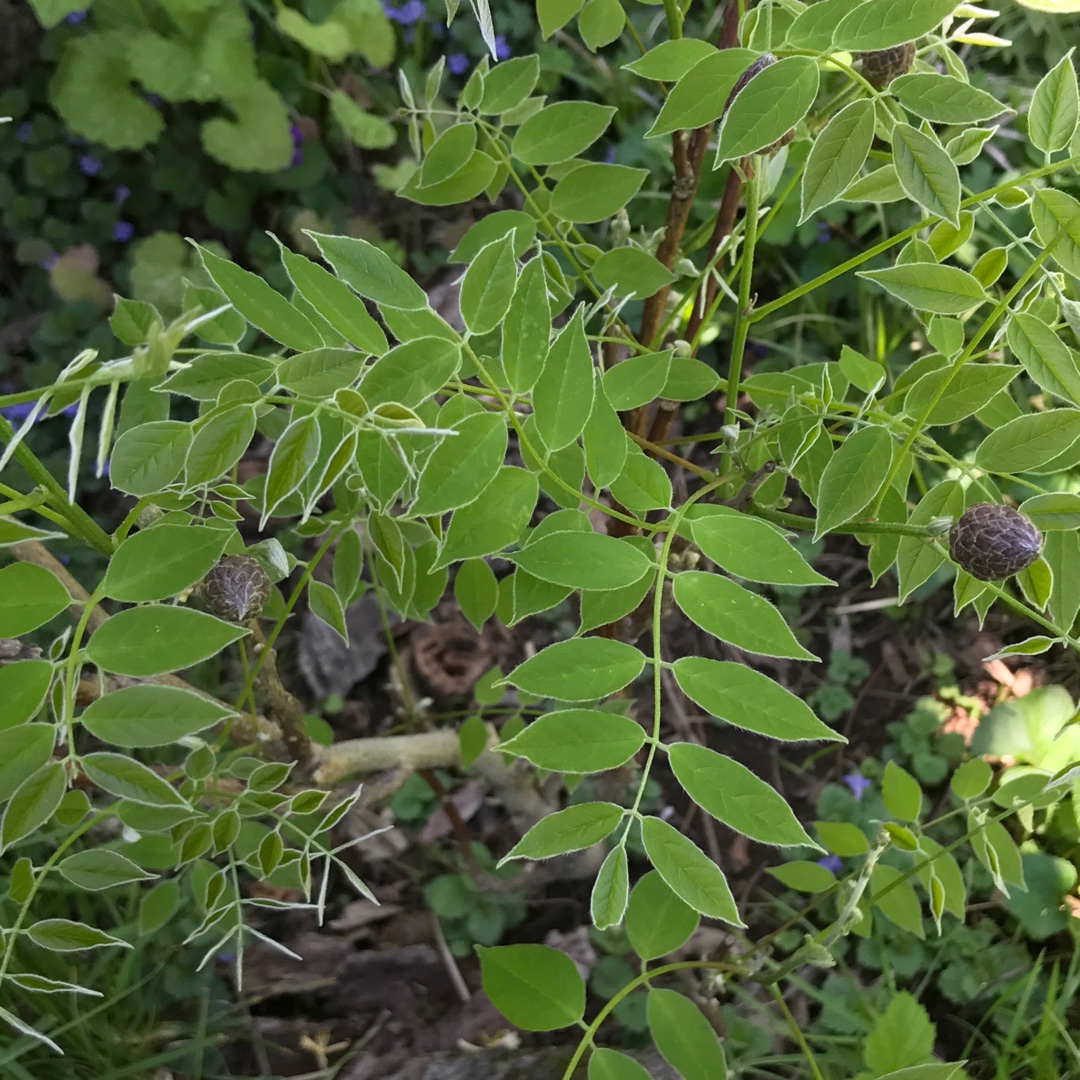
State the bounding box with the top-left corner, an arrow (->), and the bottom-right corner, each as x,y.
749,504 -> 945,539
662,0 -> 682,39
768,982 -> 826,1080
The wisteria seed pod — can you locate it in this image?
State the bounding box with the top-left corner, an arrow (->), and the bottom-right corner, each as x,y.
948,503 -> 1043,582
202,555 -> 271,622
723,54 -> 794,155
855,42 -> 916,89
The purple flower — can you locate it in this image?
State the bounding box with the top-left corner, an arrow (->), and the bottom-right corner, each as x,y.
114,185 -> 130,203
843,772 -> 872,801
113,221 -> 134,243
604,145 -> 616,165
383,0 -> 424,25
429,19 -> 445,37
97,457 -> 110,478
40,252 -> 59,272
494,35 -> 510,60
817,221 -> 831,243
817,854 -> 843,874
0,402 -> 35,422
16,122 -> 32,143
447,52 -> 469,75
65,9 -> 87,23
78,154 -> 102,176
287,124 -> 303,170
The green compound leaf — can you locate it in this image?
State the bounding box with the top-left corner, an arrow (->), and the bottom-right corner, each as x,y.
81,752 -> 191,808
451,211 -> 537,264
858,263 -> 986,315
161,353 -> 276,401
717,55 -> 819,163
110,420 -> 192,497
1021,491 -> 1080,530
537,0 -> 586,37
784,0 -> 850,50
767,860 -> 836,892
459,233 -> 518,335
511,102 -> 615,165
863,992 -> 936,1075
871,863 -> 925,938
502,256 -> 551,394
419,123 -> 477,189
0,727 -> 56,805
87,606 -> 247,678
1,762 -> 66,854
0,564 -> 70,637
27,919 -> 133,953
360,337 -> 461,407
480,55 -> 541,114
591,845 -> 629,929
624,39 -> 717,82
583,383 -> 629,490
194,244 -> 322,352
883,760 -> 923,821
509,531 -> 652,591
551,164 -> 648,223
400,149 -> 499,206
800,99 -> 876,224
50,32 -> 165,150
533,306 -> 595,451
500,710 -> 645,772
833,0 -> 958,51
647,988 -> 728,1080
672,657 -> 843,742
592,248 -> 675,300
262,413 -> 321,523
185,405 -> 257,488
626,871 -> 699,961
478,944 -> 586,1031
1007,312 -> 1080,404
579,0 -> 625,51
816,821 -> 869,856
904,364 -> 1018,425
640,815 -> 742,924
589,1048 -> 653,1080
58,850 -> 156,892
669,742 -> 817,848
308,232 -> 428,310
413,412 -> 507,515
1029,52 -> 1079,154
0,662 -> 53,732
691,506 -> 833,586
455,560 -> 499,631
79,685 -> 234,748
890,74 -> 1009,125
895,479 -> 964,600
813,425 -> 893,538
647,49 -> 758,138
277,349 -> 365,397
438,466 -> 539,565
891,123 -> 961,227
104,524 -> 229,602
672,571 -> 818,661
506,638 -> 645,701
975,409 -> 1080,473
603,350 -> 672,410
1031,188 -> 1080,279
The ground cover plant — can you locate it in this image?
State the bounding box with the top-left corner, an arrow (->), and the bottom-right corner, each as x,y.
2,0 -> 1080,1076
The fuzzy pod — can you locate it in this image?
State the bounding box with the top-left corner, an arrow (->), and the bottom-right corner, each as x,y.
948,503 -> 1043,582
722,54 -> 795,155
855,42 -> 916,89
202,555 -> 271,622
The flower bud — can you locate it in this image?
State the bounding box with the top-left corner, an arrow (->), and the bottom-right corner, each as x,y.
855,42 -> 916,89
948,503 -> 1042,581
202,555 -> 271,622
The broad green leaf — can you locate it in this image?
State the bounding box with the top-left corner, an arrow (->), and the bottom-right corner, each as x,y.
579,0 -> 625,51
104,524 -> 229,602
871,863 -> 925,938
863,991 -> 936,1075
641,816 -> 742,924
500,710 -> 645,772
896,480 -> 964,601
691,506 -> 833,585
509,531 -> 652,591
928,214 -> 975,262
360,337 -> 461,407
1029,52 -> 1079,154
0,564 -> 69,637
592,248 -> 675,300
1046,530 -> 1080,629
833,0 -> 958,50
418,123 -> 477,188
308,232 -> 428,310
194,245 -> 322,352
551,164 -> 648,223
58,850 -> 155,891
533,307 -> 595,451
583,383 -> 629,489
800,100 -> 876,223
502,256 -> 550,394
716,55 -> 819,163
1023,491 -> 1080,530
160,353 -> 276,401
647,49 -> 758,138
890,74 -> 1009,125
81,752 -> 191,808
511,102 -> 615,165
262,413 -> 321,522
946,125 -> 998,165
891,124 -> 961,227
1031,188 -> 1080,279
841,165 -> 906,204
506,638 -> 645,701
276,349 -> 366,397
537,0 -> 586,37
87,607 -> 247,677
400,149 -> 499,206
0,518 -> 64,548
673,657 -> 841,742
280,245 -> 388,355
610,439 -> 672,508
450,211 -> 537,264
915,835 -> 966,919
950,758 -> 992,801
626,871 -> 699,960
647,989 -> 728,1080
459,234 -> 518,335
624,39 -> 716,82
0,661 -> 52,732
669,742 -> 816,848
767,860 -> 836,892
603,350 -> 672,409
882,761 -> 923,821
27,919 -> 132,952
110,420 -> 191,496
975,409 -> 1080,473
591,845 -> 629,929
478,944 -> 586,1030
839,344 -> 886,394
184,405 -> 257,487
813,426 -> 893,538
0,727 -> 56,804
79,685 -> 233,748
904,363 -> 1018,425
413,413 -> 507,515
673,572 -> 818,661
438,466 -> 538,565
589,1048 -> 653,1080
858,263 -> 986,315
1,762 -> 65,853
1007,313 -> 1080,404
480,55 -> 541,114
784,0 -> 850,49
816,821 -> 869,856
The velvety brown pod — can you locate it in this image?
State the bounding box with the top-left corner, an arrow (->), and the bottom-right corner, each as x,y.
948,503 -> 1042,581
855,42 -> 916,88
202,555 -> 271,622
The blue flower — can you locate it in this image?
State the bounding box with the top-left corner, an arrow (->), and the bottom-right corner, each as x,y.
287,123 -> 303,170
113,221 -> 134,243
16,122 -> 32,143
447,52 -> 469,75
817,854 -> 843,874
40,252 -> 59,272
383,0 -> 424,25
817,221 -> 831,243
114,185 -> 130,203
0,399 -> 78,422
494,35 -> 510,60
65,9 -> 87,24
78,154 -> 102,176
843,772 -> 872,801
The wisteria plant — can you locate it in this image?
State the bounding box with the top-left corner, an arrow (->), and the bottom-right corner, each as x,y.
3,0 -> 1080,1073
